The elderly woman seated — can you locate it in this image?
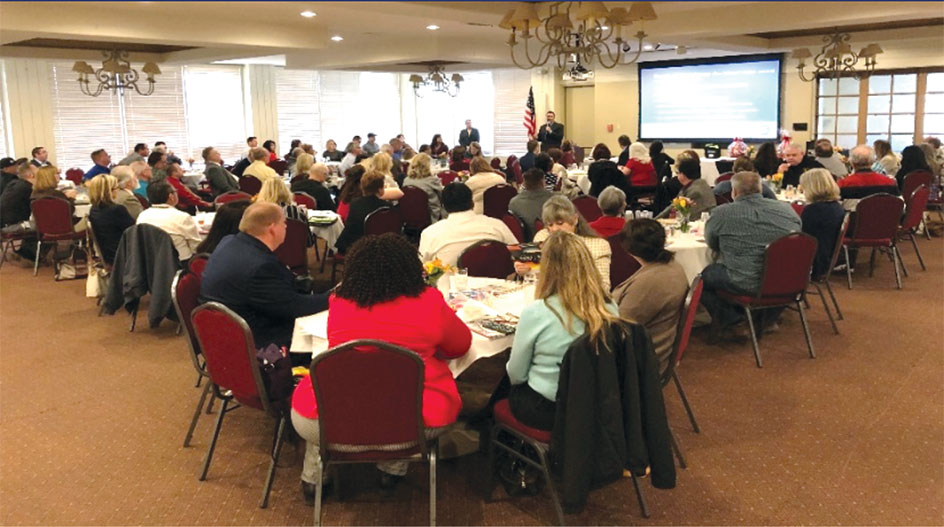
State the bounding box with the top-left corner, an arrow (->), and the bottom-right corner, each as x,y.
799,168 -> 845,278
589,186 -> 627,238
656,156 -> 715,219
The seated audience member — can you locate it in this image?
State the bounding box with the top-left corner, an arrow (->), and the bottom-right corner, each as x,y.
466,141 -> 483,159
147,151 -> 168,175
83,149 -> 112,182
402,153 -> 444,222
520,140 -> 539,172
130,161 -> 152,200
336,165 -> 366,221
528,196 -> 612,289
153,141 -> 183,166
194,200 -> 250,255
589,186 -> 627,238
111,166 -> 143,220
430,134 -> 449,158
923,136 -> 944,171
334,170 -> 390,254
616,134 -> 632,166
136,180 -> 202,262
118,143 -> 149,166
657,149 -> 701,211
813,138 -> 849,179
778,144 -> 824,187
465,157 -> 507,214
701,171 -> 801,336
560,140 -> 577,167
201,202 -> 328,353
262,140 -> 278,163
588,143 -> 630,198
292,153 -> 315,180
338,144 -> 363,177
203,147 -> 239,197
751,142 -> 781,178
31,165 -> 87,233
291,233 -> 470,499
362,133 -> 380,156
291,163 -> 336,212
650,141 -> 675,182
656,156 -> 715,219
917,142 -> 941,178
321,139 -> 345,163
255,177 -> 313,246
285,139 -> 302,166
612,218 -> 689,362
534,152 -> 557,191
714,157 -> 778,199
1,157 -> 22,196
449,146 -> 470,172
369,152 -> 405,200
872,139 -> 900,176
510,168 -> 554,239
837,145 -> 899,198
1,162 -> 36,238
418,144 -> 432,156
895,145 -> 932,191
547,148 -> 576,198
31,146 -> 51,168
620,142 -> 657,187
87,174 -> 135,265
243,147 -> 280,183
164,163 -> 212,210
418,183 -> 517,267
506,230 -> 618,430
799,169 -> 845,278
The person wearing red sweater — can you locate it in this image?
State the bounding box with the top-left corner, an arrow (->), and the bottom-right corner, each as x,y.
620,142 -> 658,187
837,145 -> 900,198
588,186 -> 627,238
164,163 -> 212,209
291,233 -> 471,503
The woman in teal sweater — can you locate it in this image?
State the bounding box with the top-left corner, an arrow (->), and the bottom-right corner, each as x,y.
506,231 -> 620,430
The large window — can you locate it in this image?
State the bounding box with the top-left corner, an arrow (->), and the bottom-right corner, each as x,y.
412,71 -> 494,154
924,72 -> 944,138
817,77 -> 860,149
183,65 -> 248,163
275,69 -> 321,154
865,73 -> 916,153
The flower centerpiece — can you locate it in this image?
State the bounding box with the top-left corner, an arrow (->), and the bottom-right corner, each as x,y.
727,137 -> 748,157
769,171 -> 784,193
671,196 -> 695,233
423,258 -> 454,287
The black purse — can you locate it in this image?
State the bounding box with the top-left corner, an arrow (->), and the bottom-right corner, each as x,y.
256,344 -> 294,403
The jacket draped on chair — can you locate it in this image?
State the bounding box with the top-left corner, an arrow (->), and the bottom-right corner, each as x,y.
104,223 -> 180,327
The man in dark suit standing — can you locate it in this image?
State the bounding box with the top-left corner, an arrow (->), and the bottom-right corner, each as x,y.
200,203 -> 328,361
536,110 -> 564,152
458,119 -> 480,148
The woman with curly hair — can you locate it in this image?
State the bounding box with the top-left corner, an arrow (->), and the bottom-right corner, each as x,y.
336,165 -> 365,221
290,233 -> 471,498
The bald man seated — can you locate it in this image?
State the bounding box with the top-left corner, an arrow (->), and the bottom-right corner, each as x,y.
200,202 -> 328,358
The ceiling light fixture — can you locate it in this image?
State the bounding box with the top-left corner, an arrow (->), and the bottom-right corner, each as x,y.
426,24 -> 440,30
409,64 -> 463,98
791,30 -> 883,82
300,10 -> 317,18
331,35 -> 344,42
500,1 -> 657,70
72,49 -> 160,97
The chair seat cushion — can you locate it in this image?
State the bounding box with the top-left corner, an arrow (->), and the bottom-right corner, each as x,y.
1,230 -> 35,240
717,290 -> 797,307
494,399 -> 552,443
843,237 -> 892,247
41,231 -> 85,242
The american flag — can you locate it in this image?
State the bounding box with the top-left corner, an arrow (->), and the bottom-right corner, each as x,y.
524,87 -> 536,137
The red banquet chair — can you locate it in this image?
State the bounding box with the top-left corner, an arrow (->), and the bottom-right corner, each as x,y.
215,190 -> 252,208
717,232 -> 819,368
572,195 -> 603,222
509,160 -> 523,186
606,234 -> 641,291
30,197 -> 85,277
437,170 -> 460,186
483,184 -> 517,219
188,253 -> 210,277
490,157 -> 502,170
308,339 -> 439,526
190,302 -> 289,509
65,168 -> 84,186
239,177 -> 262,196
841,193 -> 905,290
398,186 -> 433,233
292,191 -> 317,209
715,172 -> 734,184
170,270 -> 212,448
501,213 -> 526,243
273,218 -> 309,275
901,170 -> 932,207
458,240 -> 514,279
790,200 -> 806,216
268,159 -> 288,175
807,213 -> 850,335
897,185 -> 930,275
364,206 -> 404,236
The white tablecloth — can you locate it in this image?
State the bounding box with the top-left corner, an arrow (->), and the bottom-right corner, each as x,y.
181,171 -> 205,187
700,157 -> 737,187
74,202 -> 91,218
307,210 -> 344,250
665,221 -> 715,282
290,277 -> 535,378
569,169 -> 591,195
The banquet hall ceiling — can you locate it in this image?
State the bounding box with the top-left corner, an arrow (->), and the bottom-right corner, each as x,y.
0,2 -> 941,70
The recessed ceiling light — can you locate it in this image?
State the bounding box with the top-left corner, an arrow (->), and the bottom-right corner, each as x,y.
643,44 -> 654,51
426,24 -> 440,30
331,35 -> 344,42
601,25 -> 609,30
300,10 -> 317,18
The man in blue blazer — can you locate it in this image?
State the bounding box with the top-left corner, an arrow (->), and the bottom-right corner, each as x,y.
201,203 -> 328,355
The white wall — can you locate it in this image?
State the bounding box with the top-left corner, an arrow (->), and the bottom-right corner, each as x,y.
1,58 -> 57,162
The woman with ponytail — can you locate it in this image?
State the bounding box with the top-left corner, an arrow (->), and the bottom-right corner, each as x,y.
612,218 -> 690,366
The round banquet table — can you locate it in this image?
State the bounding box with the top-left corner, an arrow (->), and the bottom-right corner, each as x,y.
192,210 -> 345,250
663,220 -> 715,283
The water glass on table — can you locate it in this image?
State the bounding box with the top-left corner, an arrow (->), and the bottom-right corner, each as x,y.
452,268 -> 469,291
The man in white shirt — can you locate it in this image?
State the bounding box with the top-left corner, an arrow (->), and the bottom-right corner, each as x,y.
339,144 -> 363,177
419,183 -> 517,267
136,180 -> 202,262
242,147 -> 279,183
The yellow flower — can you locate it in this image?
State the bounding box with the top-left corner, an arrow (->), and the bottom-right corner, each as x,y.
772,172 -> 784,183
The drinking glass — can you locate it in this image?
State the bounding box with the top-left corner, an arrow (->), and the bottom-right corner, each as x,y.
700,212 -> 710,223
452,268 -> 469,291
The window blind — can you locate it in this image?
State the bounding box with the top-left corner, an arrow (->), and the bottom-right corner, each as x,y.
275,68 -> 321,153
493,68 -> 532,157
183,65 -> 247,164
124,67 -> 189,163
413,71 -> 494,154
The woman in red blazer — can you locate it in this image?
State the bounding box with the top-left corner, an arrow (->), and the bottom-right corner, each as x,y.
291,233 -> 471,500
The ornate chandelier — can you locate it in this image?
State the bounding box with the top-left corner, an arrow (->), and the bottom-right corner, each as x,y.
499,1 -> 657,70
409,65 -> 464,98
72,50 -> 161,97
791,31 -> 883,82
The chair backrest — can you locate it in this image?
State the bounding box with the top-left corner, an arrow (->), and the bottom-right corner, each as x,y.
292,191 -> 317,209
437,170 -> 459,185
715,172 -> 733,183
574,145 -> 586,165
84,217 -> 107,267
364,206 -> 404,236
310,340 -> 427,458
65,168 -> 84,185
273,218 -> 309,274
510,161 -> 523,186
714,193 -> 731,206
902,170 -> 932,204
189,252 -> 210,277
572,195 -> 603,222
756,232 -> 818,299
501,213 -> 525,243
290,174 -> 307,186
31,197 -> 74,237
534,218 -> 544,233
171,270 -> 204,373
490,157 -> 502,170
458,240 -> 514,279
790,200 -> 806,216
661,275 -> 704,385
398,186 -> 432,231
901,185 -> 930,232
606,234 -> 641,290
190,302 -> 271,412
811,211 -> 851,282
239,177 -> 262,195
483,184 -> 518,219
505,154 -> 518,168
214,190 -> 252,208
269,159 -> 288,175
849,193 -> 905,242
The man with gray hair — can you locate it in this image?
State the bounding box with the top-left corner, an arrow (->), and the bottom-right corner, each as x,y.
837,144 -> 898,197
202,146 -> 239,197
778,143 -> 823,187
701,171 -> 801,339
243,147 -> 279,183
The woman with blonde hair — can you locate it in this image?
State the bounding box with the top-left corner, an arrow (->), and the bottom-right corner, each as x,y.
254,177 -> 312,245
872,139 -> 900,176
506,230 -> 619,430
88,174 -> 134,264
799,168 -> 844,277
293,153 -> 315,179
465,156 -> 506,214
369,152 -> 405,201
402,153 -> 444,222
31,165 -> 87,232
526,195 -> 612,289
